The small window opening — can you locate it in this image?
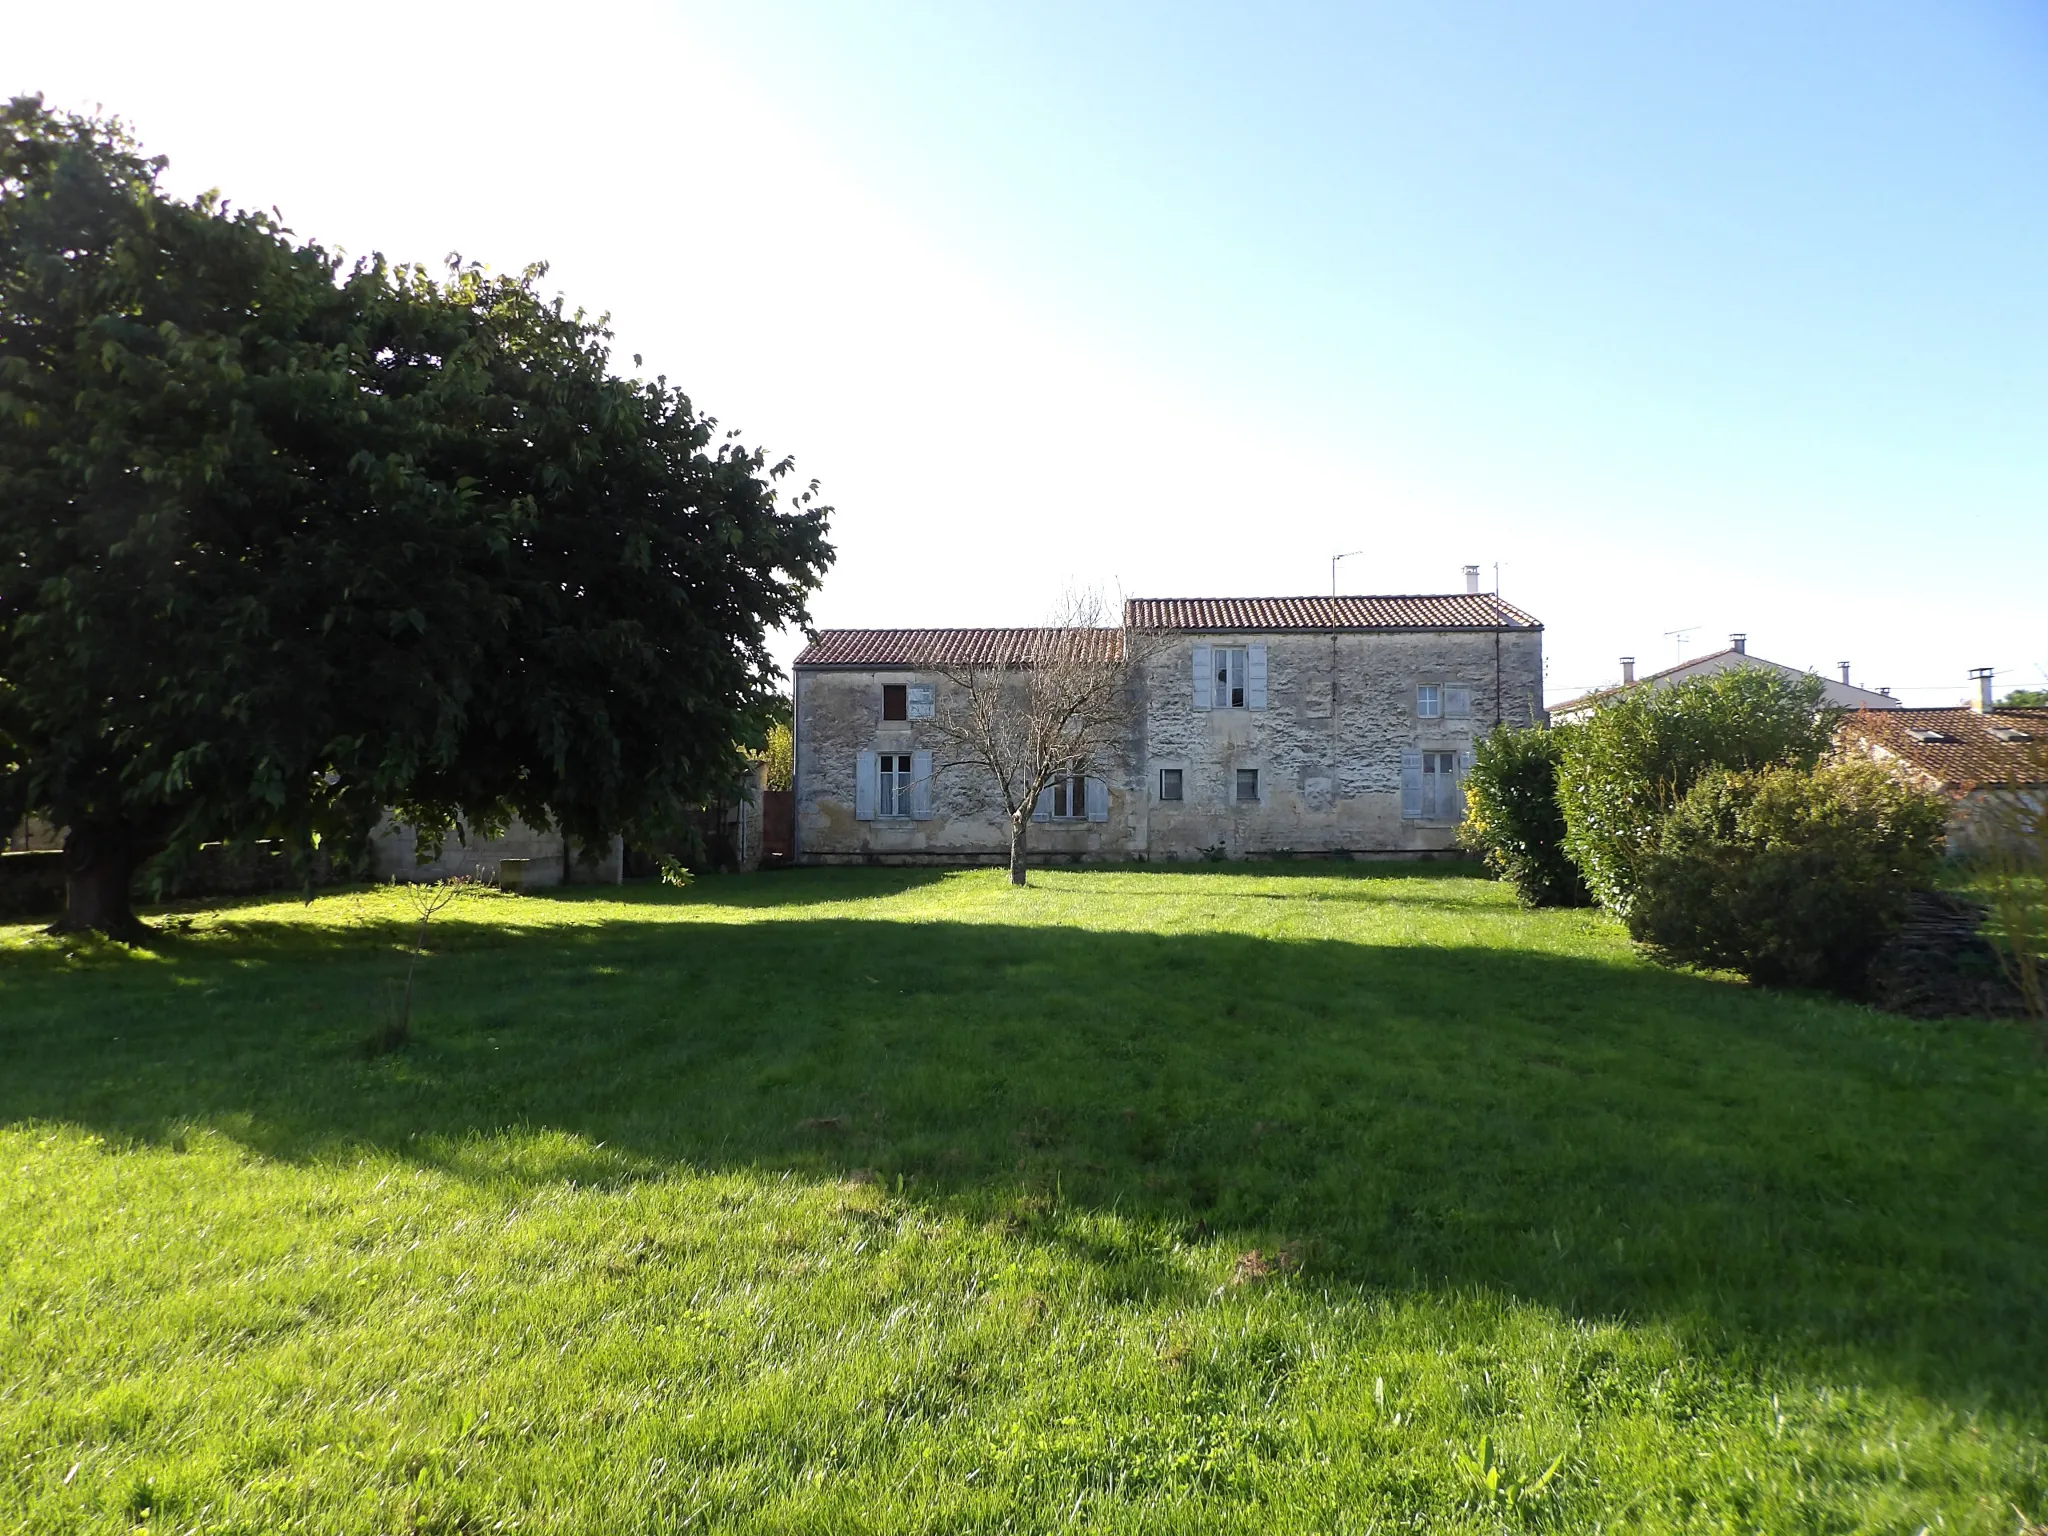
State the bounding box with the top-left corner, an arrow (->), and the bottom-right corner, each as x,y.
882,684 -> 908,721
1235,768 -> 1260,803
1159,768 -> 1183,802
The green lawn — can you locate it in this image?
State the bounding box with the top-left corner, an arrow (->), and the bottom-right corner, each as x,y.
2,866 -> 2043,1533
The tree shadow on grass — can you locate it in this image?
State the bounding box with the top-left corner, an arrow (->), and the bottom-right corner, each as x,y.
3,889 -> 2044,1416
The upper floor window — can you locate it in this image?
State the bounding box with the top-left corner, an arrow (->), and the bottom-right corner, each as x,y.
1214,648 -> 1248,709
883,684 -> 908,721
1417,684 -> 1442,719
1445,686 -> 1472,719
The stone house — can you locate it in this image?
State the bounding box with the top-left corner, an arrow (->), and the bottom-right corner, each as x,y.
1837,681 -> 2047,856
1550,634 -> 1901,723
790,592 -> 1543,863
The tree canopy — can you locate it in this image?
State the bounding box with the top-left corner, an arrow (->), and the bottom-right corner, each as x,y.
0,97 -> 832,936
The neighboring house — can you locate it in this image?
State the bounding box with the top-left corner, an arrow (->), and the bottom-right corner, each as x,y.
1837,679 -> 2048,855
790,591 -> 1543,863
1549,634 -> 1901,723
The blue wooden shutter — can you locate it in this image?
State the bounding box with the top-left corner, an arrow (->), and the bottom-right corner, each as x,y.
1247,645 -> 1268,710
1192,645 -> 1212,710
1085,775 -> 1109,822
1400,749 -> 1423,819
910,750 -> 934,819
1455,749 -> 1474,820
855,750 -> 878,820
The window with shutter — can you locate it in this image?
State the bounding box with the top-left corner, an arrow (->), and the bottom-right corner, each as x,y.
1417,684 -> 1442,719
1192,646 -> 1213,710
910,750 -> 934,819
875,754 -> 914,817
855,750 -> 879,820
1400,749 -> 1424,819
882,684 -> 908,721
1246,645 -> 1268,710
1086,776 -> 1109,822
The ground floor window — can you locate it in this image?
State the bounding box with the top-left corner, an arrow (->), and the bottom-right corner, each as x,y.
878,753 -> 913,817
1235,768 -> 1260,803
1050,764 -> 1088,820
1159,768 -> 1183,802
1421,750 -> 1460,820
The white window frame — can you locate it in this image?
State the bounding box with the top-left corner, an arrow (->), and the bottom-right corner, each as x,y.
877,752 -> 914,818
1049,762 -> 1089,821
1417,683 -> 1442,720
1214,647 -> 1249,710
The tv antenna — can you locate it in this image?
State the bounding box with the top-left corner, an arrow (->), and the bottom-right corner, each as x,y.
1331,551 -> 1363,597
1662,625 -> 1699,662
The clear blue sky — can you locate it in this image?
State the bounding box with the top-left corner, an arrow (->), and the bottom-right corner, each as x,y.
13,1 -> 2048,700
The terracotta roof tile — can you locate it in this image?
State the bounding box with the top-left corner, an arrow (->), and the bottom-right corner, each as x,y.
1123,594 -> 1539,632
1838,707 -> 2048,794
793,628 -> 1124,668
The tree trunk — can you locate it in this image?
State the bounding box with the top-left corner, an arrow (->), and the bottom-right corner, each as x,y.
49,822 -> 149,942
1009,811 -> 1029,886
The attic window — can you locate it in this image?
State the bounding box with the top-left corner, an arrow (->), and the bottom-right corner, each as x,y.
1989,727 -> 2034,743
1906,729 -> 1956,744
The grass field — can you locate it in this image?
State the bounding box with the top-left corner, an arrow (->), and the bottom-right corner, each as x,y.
3,865 -> 2044,1533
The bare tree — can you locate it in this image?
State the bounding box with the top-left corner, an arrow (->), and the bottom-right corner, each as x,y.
928,590 -> 1140,886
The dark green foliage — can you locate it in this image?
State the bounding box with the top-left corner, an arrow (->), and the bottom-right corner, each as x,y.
1557,668 -> 1839,915
1629,760 -> 1950,990
1459,723 -> 1590,906
0,98 -> 831,933
2001,688 -> 2048,707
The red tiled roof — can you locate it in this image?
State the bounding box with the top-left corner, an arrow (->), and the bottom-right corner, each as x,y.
793,627 -> 1124,668
1838,707 -> 2048,794
1122,594 -> 1539,631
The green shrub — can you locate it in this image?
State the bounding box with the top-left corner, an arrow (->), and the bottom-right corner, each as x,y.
1460,724 -> 1591,907
1557,668 -> 1838,915
762,721 -> 794,792
1628,759 -> 1949,991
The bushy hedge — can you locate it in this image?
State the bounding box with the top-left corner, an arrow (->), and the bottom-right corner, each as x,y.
1460,725 -> 1591,907
1628,760 -> 1949,990
1557,669 -> 1839,916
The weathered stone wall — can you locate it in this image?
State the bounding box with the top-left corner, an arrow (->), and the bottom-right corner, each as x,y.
1134,629 -> 1543,857
794,667 -> 1133,864
794,628 -> 1541,864
369,818 -> 624,886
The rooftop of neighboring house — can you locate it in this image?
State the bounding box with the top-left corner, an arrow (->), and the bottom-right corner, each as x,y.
1550,640 -> 1900,718
794,593 -> 1542,669
1838,706 -> 2048,794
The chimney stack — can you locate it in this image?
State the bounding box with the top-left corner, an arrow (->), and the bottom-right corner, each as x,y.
1730,633 -> 1747,655
1620,656 -> 1636,685
1463,564 -> 1481,594
1969,667 -> 1994,713
1839,662 -> 1851,686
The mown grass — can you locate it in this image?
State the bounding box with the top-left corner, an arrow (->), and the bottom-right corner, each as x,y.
2,865 -> 2044,1533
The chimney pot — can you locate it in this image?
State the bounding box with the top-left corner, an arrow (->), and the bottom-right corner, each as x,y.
1839,661 -> 1851,685
1463,564 -> 1481,594
1620,656 -> 1636,685
1730,633 -> 1747,655
1969,667 -> 1994,713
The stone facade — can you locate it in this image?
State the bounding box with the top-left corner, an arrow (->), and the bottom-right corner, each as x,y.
792,596 -> 1544,864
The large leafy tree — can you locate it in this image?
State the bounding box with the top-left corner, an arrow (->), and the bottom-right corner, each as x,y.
1,98 -> 831,937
